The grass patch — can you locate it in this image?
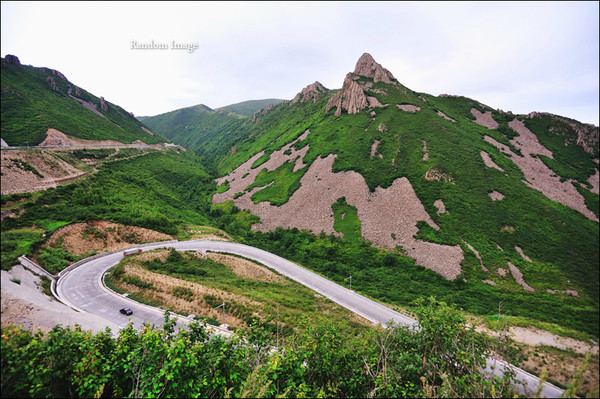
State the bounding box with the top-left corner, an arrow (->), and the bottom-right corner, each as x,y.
107,249 -> 371,336
245,160 -> 307,206
332,197 -> 361,241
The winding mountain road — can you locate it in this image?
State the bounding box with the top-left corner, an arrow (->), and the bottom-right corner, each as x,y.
55,240 -> 564,398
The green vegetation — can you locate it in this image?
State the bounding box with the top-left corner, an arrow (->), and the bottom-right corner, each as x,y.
243,228 -> 599,337
1,150 -> 215,271
1,228 -> 45,270
215,98 -> 286,116
84,73 -> 600,338
332,197 -> 362,241
141,103 -> 245,167
2,55 -> 598,349
108,249 -> 368,334
245,160 -> 307,205
1,61 -> 163,146
1,298 -> 522,398
162,74 -> 597,338
11,159 -> 43,178
71,148 -> 116,160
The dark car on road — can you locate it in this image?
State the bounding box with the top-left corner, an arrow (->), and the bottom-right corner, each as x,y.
120,308 -> 133,315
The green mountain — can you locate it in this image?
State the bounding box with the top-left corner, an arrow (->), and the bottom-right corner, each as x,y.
140,104 -> 245,162
0,55 -> 164,146
150,53 -> 600,335
216,98 -> 286,116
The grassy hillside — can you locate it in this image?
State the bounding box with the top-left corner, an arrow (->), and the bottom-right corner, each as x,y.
141,104 -> 246,166
1,149 -> 216,272
148,61 -> 599,336
0,57 -> 164,146
215,98 -> 286,116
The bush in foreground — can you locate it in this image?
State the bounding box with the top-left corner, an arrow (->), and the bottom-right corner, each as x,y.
1,299 -> 518,398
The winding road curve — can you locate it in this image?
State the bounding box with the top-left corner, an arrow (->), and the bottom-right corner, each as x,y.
55,240 -> 563,398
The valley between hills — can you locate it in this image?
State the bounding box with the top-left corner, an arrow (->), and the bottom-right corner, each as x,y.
1,52 -> 598,397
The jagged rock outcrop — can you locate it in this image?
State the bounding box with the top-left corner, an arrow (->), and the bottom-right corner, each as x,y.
4,54 -> 21,66
326,74 -> 368,116
326,53 -> 396,116
52,69 -> 67,80
353,52 -> 396,84
75,86 -> 81,96
252,103 -> 276,123
291,81 -> 328,104
526,112 -> 598,154
100,96 -> 108,112
47,76 -> 59,92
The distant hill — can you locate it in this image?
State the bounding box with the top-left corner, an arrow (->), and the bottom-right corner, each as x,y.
141,104 -> 246,158
0,55 -> 164,146
215,98 -> 286,116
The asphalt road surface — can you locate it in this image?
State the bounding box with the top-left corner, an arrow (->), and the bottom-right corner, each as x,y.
55,240 -> 564,398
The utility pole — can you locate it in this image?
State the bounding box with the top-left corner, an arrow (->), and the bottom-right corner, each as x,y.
213,302 -> 226,324
345,276 -> 352,291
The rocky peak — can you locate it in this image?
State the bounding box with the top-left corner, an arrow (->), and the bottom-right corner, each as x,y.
326,73 -> 368,116
4,54 -> 21,66
47,76 -> 59,92
52,69 -> 67,81
325,53 -> 398,116
100,97 -> 108,112
252,103 -> 276,123
291,81 -> 328,104
353,53 -> 396,84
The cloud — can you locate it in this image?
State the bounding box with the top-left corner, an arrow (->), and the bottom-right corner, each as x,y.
1,1 -> 598,124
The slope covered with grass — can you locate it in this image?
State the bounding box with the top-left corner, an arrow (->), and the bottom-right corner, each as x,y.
1,56 -> 164,146
148,55 -> 599,336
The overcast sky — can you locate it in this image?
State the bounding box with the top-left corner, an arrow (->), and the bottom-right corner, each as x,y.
2,1 -> 598,125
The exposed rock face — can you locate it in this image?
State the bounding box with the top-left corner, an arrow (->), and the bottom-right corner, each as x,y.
291,81 -> 327,104
480,151 -> 504,171
353,52 -> 396,83
46,76 -> 59,92
437,110 -> 456,122
527,112 -> 599,154
214,129 -> 464,280
471,108 -> 498,129
252,103 -> 275,123
367,96 -> 383,108
52,69 -> 67,80
140,126 -> 155,136
100,97 -> 108,112
370,140 -> 382,158
508,262 -> 535,292
4,54 -> 21,65
1,145 -> 88,195
326,73 -> 368,116
515,246 -> 532,262
433,199 -> 446,215
489,191 -> 504,201
463,240 -> 488,271
587,168 -> 599,194
484,118 -> 598,222
326,53 -> 395,116
75,86 -> 81,96
396,104 -> 421,112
